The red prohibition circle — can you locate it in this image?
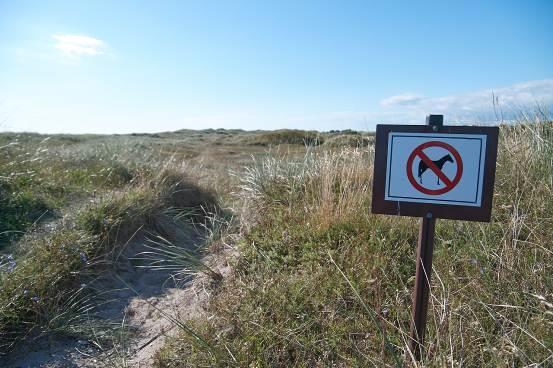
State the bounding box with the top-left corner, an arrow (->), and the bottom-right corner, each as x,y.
406,141 -> 463,195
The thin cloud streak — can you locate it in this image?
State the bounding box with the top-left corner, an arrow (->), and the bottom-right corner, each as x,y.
380,93 -> 424,107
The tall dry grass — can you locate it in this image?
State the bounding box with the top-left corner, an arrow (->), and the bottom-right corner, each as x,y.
238,146 -> 374,230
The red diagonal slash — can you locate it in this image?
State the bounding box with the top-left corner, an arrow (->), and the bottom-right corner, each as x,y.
415,148 -> 453,188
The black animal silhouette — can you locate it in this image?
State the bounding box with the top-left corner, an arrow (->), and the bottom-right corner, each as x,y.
418,154 -> 454,185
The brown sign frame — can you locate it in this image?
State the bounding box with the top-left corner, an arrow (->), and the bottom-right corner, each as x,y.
371,124 -> 499,222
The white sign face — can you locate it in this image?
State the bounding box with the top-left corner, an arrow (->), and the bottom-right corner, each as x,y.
384,132 -> 487,207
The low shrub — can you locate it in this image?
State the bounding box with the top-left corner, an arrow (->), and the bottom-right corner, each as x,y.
246,130 -> 324,146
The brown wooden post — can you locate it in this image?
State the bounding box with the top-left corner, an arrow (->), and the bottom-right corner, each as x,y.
408,114 -> 442,361
409,213 -> 436,360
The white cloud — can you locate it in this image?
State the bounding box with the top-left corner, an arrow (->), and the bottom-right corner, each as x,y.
53,34 -> 106,58
379,79 -> 553,123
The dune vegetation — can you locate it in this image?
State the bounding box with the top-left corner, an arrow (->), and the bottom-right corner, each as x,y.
0,133 -> 225,354
0,118 -> 552,367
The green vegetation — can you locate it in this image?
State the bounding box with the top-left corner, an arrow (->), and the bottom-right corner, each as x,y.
245,129 -> 324,146
0,134 -> 135,247
0,132 -> 226,354
1,122 -> 551,366
154,119 -> 553,367
323,133 -> 373,147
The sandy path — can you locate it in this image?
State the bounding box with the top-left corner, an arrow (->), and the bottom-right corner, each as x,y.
4,224 -> 232,368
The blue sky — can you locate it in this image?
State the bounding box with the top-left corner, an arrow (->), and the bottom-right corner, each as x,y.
1,0 -> 552,134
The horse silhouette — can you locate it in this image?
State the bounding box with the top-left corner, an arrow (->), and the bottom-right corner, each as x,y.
418,154 -> 454,185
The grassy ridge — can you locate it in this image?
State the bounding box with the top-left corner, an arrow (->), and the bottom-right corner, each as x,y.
245,130 -> 324,146
0,168 -> 219,352
0,132 -> 227,354
155,121 -> 553,367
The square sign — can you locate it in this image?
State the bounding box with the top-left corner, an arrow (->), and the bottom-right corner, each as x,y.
386,132 -> 486,206
372,125 -> 499,222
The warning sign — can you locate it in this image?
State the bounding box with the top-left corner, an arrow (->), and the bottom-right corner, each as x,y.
385,132 -> 486,206
406,141 -> 463,196
371,124 -> 499,222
